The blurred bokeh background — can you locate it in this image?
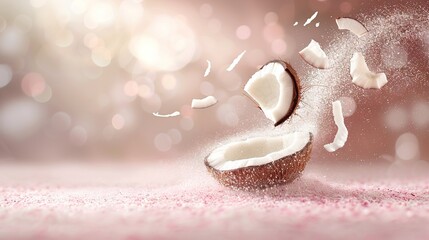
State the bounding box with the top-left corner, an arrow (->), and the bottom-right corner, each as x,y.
0,0 -> 427,166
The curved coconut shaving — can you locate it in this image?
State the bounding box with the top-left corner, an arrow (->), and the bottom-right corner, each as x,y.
336,17 -> 368,37
350,52 -> 388,89
191,96 -> 218,109
324,101 -> 348,152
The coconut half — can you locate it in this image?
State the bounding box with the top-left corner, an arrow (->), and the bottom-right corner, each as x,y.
350,52 -> 388,89
205,132 -> 313,189
244,60 -> 300,126
336,17 -> 368,37
299,39 -> 329,69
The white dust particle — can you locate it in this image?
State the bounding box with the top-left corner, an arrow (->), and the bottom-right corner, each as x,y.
255,8 -> 429,137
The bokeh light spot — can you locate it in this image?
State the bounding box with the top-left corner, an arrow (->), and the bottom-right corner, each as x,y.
395,132 -> 419,161
271,39 -> 287,54
236,25 -> 251,40
69,125 -> 88,146
112,114 -> 125,130
161,74 -> 177,90
180,117 -> 194,131
51,112 -> 72,132
199,4 -> 213,18
384,106 -> 408,131
154,133 -> 172,152
338,96 -> 357,117
0,64 -> 13,88
21,72 -> 46,97
124,81 -> 139,97
264,12 -> 279,24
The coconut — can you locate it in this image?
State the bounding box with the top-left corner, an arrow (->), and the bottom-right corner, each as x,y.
299,39 -> 329,69
191,96 -> 218,109
244,60 -> 301,126
336,17 -> 368,37
205,132 -> 313,189
350,52 -> 388,89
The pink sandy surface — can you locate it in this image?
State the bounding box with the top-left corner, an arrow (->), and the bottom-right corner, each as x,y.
0,162 -> 428,240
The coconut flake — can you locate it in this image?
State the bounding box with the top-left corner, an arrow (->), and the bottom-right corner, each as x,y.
324,101 -> 348,152
244,61 -> 297,125
204,60 -> 211,77
336,17 -> 368,37
153,111 -> 180,118
303,11 -> 318,26
315,22 -> 320,27
299,39 -> 329,69
207,132 -> 310,171
350,52 -> 388,89
293,21 -> 298,26
226,50 -> 246,72
191,96 -> 218,109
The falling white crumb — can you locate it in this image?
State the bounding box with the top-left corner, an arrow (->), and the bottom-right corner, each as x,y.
204,60 -> 211,77
315,22 -> 320,27
191,96 -> 218,109
324,101 -> 348,152
293,21 -> 298,26
226,50 -> 246,72
303,11 -> 318,26
153,111 -> 181,118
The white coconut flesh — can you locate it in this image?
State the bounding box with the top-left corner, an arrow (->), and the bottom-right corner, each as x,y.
350,52 -> 388,89
191,96 -> 218,109
336,17 -> 368,37
207,132 -> 310,171
244,62 -> 295,124
299,39 -> 329,69
324,101 -> 348,152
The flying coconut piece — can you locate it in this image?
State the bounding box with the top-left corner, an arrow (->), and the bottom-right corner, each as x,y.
244,60 -> 300,126
303,11 -> 318,26
315,22 -> 320,27
204,60 -> 211,77
336,17 -> 368,37
191,96 -> 218,109
205,132 -> 313,189
324,101 -> 348,152
293,21 -> 298,26
226,50 -> 246,72
152,111 -> 180,118
299,39 -> 329,69
350,52 -> 388,89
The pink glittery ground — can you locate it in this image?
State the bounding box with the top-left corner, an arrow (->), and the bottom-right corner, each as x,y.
0,162 -> 428,240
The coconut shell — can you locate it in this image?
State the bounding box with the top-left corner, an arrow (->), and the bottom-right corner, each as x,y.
244,60 -> 301,127
205,133 -> 313,190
